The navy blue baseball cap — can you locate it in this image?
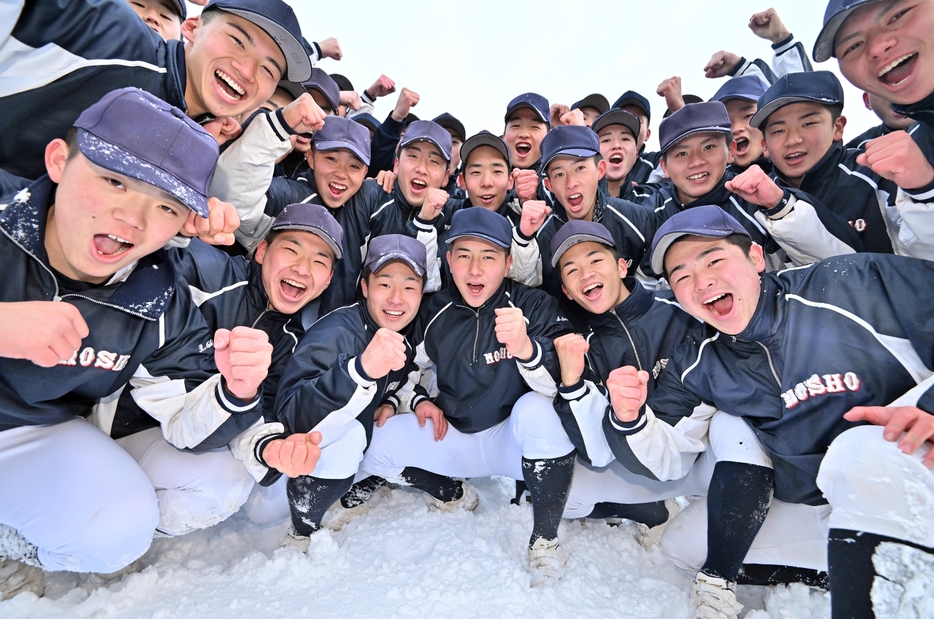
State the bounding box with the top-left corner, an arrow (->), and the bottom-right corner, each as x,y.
650,205 -> 750,274
710,75 -> 771,104
612,91 -> 652,123
313,116 -> 371,166
303,68 -> 340,114
540,125 -> 601,173
550,220 -> 617,268
74,87 -> 217,218
445,207 -> 512,250
365,234 -> 427,278
750,71 -> 844,129
352,113 -> 381,134
814,0 -> 879,63
433,113 -> 467,144
505,93 -> 550,125
168,0 -> 186,19
275,79 -> 305,102
399,120 -> 453,162
460,131 -> 511,169
270,203 -> 344,259
591,109 -> 641,138
658,102 -> 732,154
572,93 -> 610,116
205,0 -> 310,83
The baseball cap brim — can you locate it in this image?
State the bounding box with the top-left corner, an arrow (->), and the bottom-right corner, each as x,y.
542,147 -> 599,174
400,137 -> 451,163
276,80 -> 306,102
505,102 -> 549,125
551,232 -> 616,268
461,133 -> 511,169
314,139 -> 370,167
652,228 -> 742,275
368,252 -> 425,278
78,130 -> 210,218
660,126 -> 732,154
592,110 -> 640,138
271,223 -> 343,260
221,8 -> 311,82
813,0 -> 878,63
750,95 -> 841,129
445,231 -> 511,250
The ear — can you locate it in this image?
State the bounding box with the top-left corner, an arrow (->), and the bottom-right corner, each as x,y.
456,173 -> 466,190
504,253 -> 513,277
45,139 -> 69,183
359,276 -> 369,299
393,158 -> 400,175
644,127 -> 652,142
748,242 -> 767,273
761,137 -> 769,159
180,16 -> 200,44
727,138 -> 737,163
253,239 -> 269,265
596,158 -> 607,180
617,257 -> 629,280
862,92 -> 872,111
445,250 -> 452,269
659,156 -> 670,179
507,170 -> 515,191
561,283 -> 574,301
305,148 -> 315,168
832,115 -> 847,142
543,176 -> 553,193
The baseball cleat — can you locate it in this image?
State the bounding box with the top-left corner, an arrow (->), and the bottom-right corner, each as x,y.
528,537 -> 565,588
692,571 -> 743,619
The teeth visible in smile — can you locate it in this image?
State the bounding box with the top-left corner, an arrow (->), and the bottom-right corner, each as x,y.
330,182 -> 347,191
216,70 -> 245,96
109,234 -> 132,244
412,179 -> 427,187
687,173 -> 708,181
283,279 -> 306,290
385,310 -> 402,316
569,193 -> 582,201
610,155 -> 623,163
879,54 -> 914,77
786,152 -> 805,160
583,283 -> 601,293
704,293 -> 727,305
481,194 -> 495,200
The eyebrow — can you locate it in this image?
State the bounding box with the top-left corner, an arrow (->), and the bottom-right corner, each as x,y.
836,0 -> 902,47
228,22 -> 285,78
561,249 -> 604,271
667,245 -> 726,277
767,110 -> 824,128
467,160 -> 507,170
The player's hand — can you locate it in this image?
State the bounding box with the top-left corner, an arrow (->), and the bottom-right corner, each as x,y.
558,109 -> 586,127
725,165 -> 785,209
554,333 -> 590,387
262,431 -> 322,478
494,307 -> 534,361
704,51 -> 742,79
359,328 -> 407,379
857,131 -> 934,190
214,327 -> 272,401
374,403 -> 395,427
550,103 -> 571,127
419,188 -> 449,222
512,168 -> 540,204
519,200 -> 551,237
415,400 -> 448,441
200,116 -> 242,147
282,93 -> 328,135
181,197 -> 240,246
0,301 -> 89,367
657,76 -> 685,114
748,8 -> 790,45
376,170 -> 397,193
366,75 -> 396,99
845,406 -> 934,468
607,366 -> 649,423
318,37 -> 342,61
391,88 -> 420,122
340,90 -> 361,113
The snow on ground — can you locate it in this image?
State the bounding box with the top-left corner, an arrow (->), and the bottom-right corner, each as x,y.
0,476 -> 830,619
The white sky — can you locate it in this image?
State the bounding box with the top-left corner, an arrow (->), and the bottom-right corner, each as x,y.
196,1 -> 879,151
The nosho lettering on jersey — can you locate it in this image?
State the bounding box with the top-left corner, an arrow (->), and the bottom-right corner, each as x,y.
780,372 -> 862,409
58,347 -> 131,372
484,347 -> 513,365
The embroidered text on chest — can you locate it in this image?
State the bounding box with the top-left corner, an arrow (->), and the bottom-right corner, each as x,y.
780,372 -> 862,409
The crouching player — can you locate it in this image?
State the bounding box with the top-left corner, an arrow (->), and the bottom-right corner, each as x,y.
361,208 -> 576,587
610,205 -> 934,618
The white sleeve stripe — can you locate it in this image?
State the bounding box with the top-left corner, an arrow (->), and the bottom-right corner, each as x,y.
560,383 -> 588,400
189,281 -> 249,307
729,197 -> 768,235
681,332 -> 720,382
348,356 -> 377,387
605,205 -> 647,242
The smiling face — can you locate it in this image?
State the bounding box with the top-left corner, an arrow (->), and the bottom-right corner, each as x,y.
360,260 -> 424,331
309,148 -> 367,208
660,133 -> 733,205
597,125 -> 639,183
544,156 -> 606,222
44,141 -> 191,284
763,102 -> 845,187
254,230 -> 335,315
835,0 -> 934,106
459,146 -> 513,210
503,108 -> 549,169
665,235 -> 765,336
127,0 -> 182,41
723,99 -> 765,168
559,242 -> 629,315
393,141 -> 449,207
447,237 -> 512,308
620,106 -> 651,149
182,11 -> 286,119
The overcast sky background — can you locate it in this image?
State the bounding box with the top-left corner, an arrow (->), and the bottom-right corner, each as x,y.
198,1 -> 879,150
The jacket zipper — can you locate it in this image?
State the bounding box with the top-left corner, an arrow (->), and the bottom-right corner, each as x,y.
611,309 -> 643,371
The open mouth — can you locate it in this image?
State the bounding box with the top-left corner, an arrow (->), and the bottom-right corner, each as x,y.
582,282 -> 603,299
784,151 -> 806,164
567,193 -> 584,209
410,178 -> 427,193
328,181 -> 348,198
466,283 -> 484,295
878,53 -> 917,87
515,142 -> 532,157
383,309 -> 403,318
215,69 -> 245,101
609,154 -> 623,165
94,233 -> 134,257
279,278 -> 307,302
478,193 -> 497,205
703,292 -> 734,316
686,172 -> 709,182
734,138 -> 749,156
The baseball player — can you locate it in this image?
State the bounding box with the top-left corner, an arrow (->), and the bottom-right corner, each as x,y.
124,0 -> 185,41
609,91 -> 659,186
591,109 -> 656,202
708,74 -> 773,175
360,208 -> 576,587
607,205 -> 934,619
0,88 -> 315,599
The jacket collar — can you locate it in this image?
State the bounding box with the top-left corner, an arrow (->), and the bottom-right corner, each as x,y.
735,274 -> 784,344
664,171 -> 733,209
451,278 -> 510,314
589,278 -> 654,330
892,90 -> 934,126
774,140 -> 846,191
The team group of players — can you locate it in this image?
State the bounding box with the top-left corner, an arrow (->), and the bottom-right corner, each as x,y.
1,0 -> 934,618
